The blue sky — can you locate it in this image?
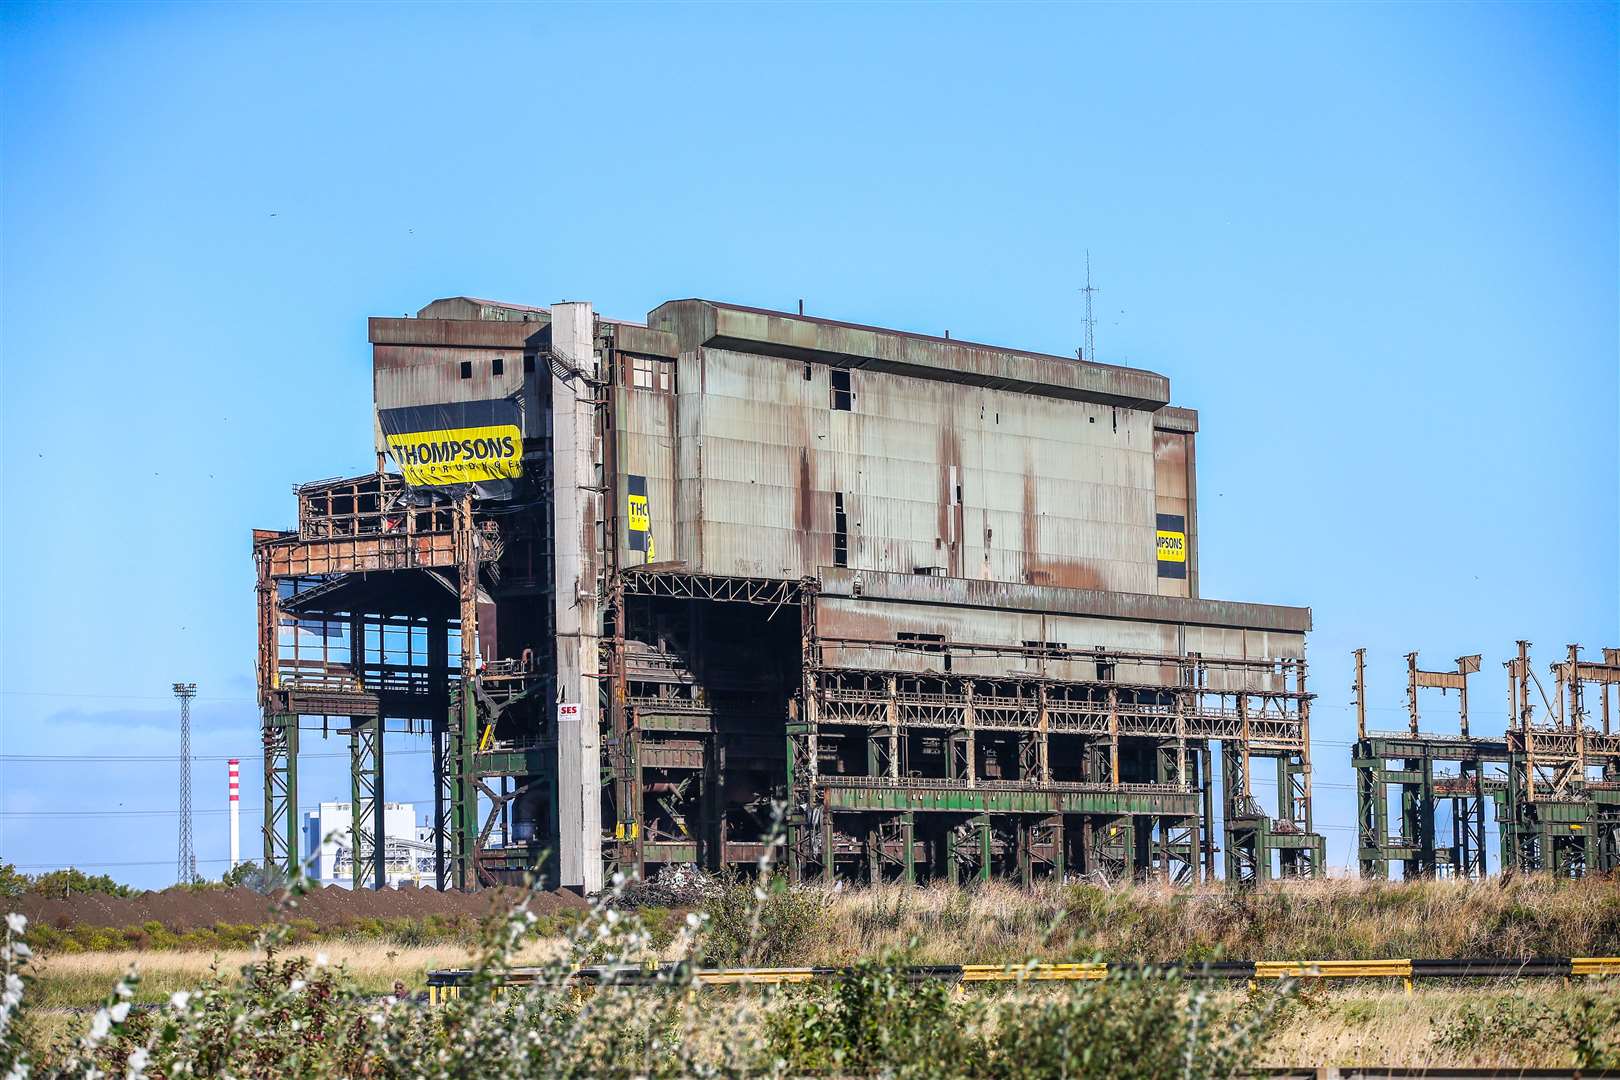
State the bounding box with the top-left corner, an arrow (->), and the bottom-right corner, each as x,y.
2,2 -> 1614,887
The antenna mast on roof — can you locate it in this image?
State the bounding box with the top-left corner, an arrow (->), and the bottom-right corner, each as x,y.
1079,250 -> 1099,362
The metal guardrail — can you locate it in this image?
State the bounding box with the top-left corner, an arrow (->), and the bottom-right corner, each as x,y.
424,956 -> 1619,1002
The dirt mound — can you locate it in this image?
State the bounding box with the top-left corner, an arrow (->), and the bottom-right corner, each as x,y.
12,885 -> 584,933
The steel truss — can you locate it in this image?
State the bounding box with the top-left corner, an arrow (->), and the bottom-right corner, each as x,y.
1355,641 -> 1620,879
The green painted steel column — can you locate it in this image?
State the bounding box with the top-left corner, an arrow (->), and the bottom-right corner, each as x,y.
784,721 -> 801,883
262,715 -> 279,871
978,814 -> 992,882
1419,755 -> 1436,875
1016,819 -> 1030,886
348,716 -> 386,890
902,812 -> 915,885
450,684 -> 480,890
821,807 -> 836,884
262,713 -> 299,875
350,727 -> 367,890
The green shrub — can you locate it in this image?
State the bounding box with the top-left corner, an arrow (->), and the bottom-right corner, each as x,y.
1436,992 -> 1620,1069
699,875 -> 827,966
767,959 -> 983,1077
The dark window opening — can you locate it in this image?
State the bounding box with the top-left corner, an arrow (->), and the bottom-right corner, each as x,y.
803,363 -> 813,381
1096,658 -> 1116,681
833,492 -> 848,567
830,369 -> 852,411
523,355 -> 536,374
492,357 -> 504,376
459,361 -> 473,380
897,632 -> 947,652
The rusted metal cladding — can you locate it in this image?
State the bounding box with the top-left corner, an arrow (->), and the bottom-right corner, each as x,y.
1153,424 -> 1194,600
814,570 -> 1307,689
673,346 -> 1158,587
817,601 -> 1303,691
1183,627 -> 1303,693
614,381 -> 677,567
817,596 -> 1180,679
369,318 -> 548,458
673,350 -> 707,566
649,300 -> 1171,410
415,297 -> 550,323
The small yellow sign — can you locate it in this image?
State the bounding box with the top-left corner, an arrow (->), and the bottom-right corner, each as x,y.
627,494 -> 651,533
1156,530 -> 1187,563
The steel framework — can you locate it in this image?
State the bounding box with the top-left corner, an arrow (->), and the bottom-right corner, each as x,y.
253,304 -> 1327,890
1354,643 -> 1620,879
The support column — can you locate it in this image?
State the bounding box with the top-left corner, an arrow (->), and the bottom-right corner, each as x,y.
902,812 -> 915,885
1017,818 -> 1033,887
551,301 -> 604,894
977,813 -> 993,882
450,685 -> 479,889
1200,745 -> 1215,881
866,818 -> 882,886
1356,749 -> 1388,880
821,806 -> 836,883
886,676 -> 900,781
430,616 -> 450,890
349,715 -> 385,890
963,681 -> 977,789
262,712 -> 299,874
1037,683 -> 1051,783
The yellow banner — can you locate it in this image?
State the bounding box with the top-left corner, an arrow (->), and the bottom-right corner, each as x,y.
386,424 -> 523,487
1156,530 -> 1187,563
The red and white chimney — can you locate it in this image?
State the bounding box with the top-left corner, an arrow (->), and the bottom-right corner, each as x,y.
227,759 -> 241,869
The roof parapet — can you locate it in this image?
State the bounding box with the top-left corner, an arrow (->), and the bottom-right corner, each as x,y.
649,299 -> 1171,410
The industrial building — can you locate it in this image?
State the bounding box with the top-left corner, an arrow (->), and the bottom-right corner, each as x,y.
304,801 -> 436,888
1353,645 -> 1620,879
254,296 -> 1325,892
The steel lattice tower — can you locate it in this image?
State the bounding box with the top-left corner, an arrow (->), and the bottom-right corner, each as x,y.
1080,250 -> 1099,362
174,682 -> 198,884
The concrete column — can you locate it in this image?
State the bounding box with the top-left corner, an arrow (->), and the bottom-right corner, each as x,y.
551,301 -> 604,894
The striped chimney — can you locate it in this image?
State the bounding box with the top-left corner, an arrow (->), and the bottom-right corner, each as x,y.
228,758 -> 241,870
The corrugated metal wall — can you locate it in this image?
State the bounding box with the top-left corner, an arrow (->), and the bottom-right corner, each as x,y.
816,595 -> 1302,686
613,382 -> 677,567
648,346 -> 1158,586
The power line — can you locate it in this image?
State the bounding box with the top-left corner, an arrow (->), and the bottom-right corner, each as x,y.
9,857 -> 237,871
0,688 -> 257,704
1,795 -> 434,818
1,749 -> 434,764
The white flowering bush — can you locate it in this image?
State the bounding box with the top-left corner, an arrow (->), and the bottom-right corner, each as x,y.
1,833 -> 1298,1079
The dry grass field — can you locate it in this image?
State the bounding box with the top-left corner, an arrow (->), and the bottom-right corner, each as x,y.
790,874 -> 1620,965
24,940 -> 563,1006
10,875 -> 1617,1073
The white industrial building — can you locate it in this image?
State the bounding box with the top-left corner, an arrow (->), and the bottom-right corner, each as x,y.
304,801 -> 438,888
